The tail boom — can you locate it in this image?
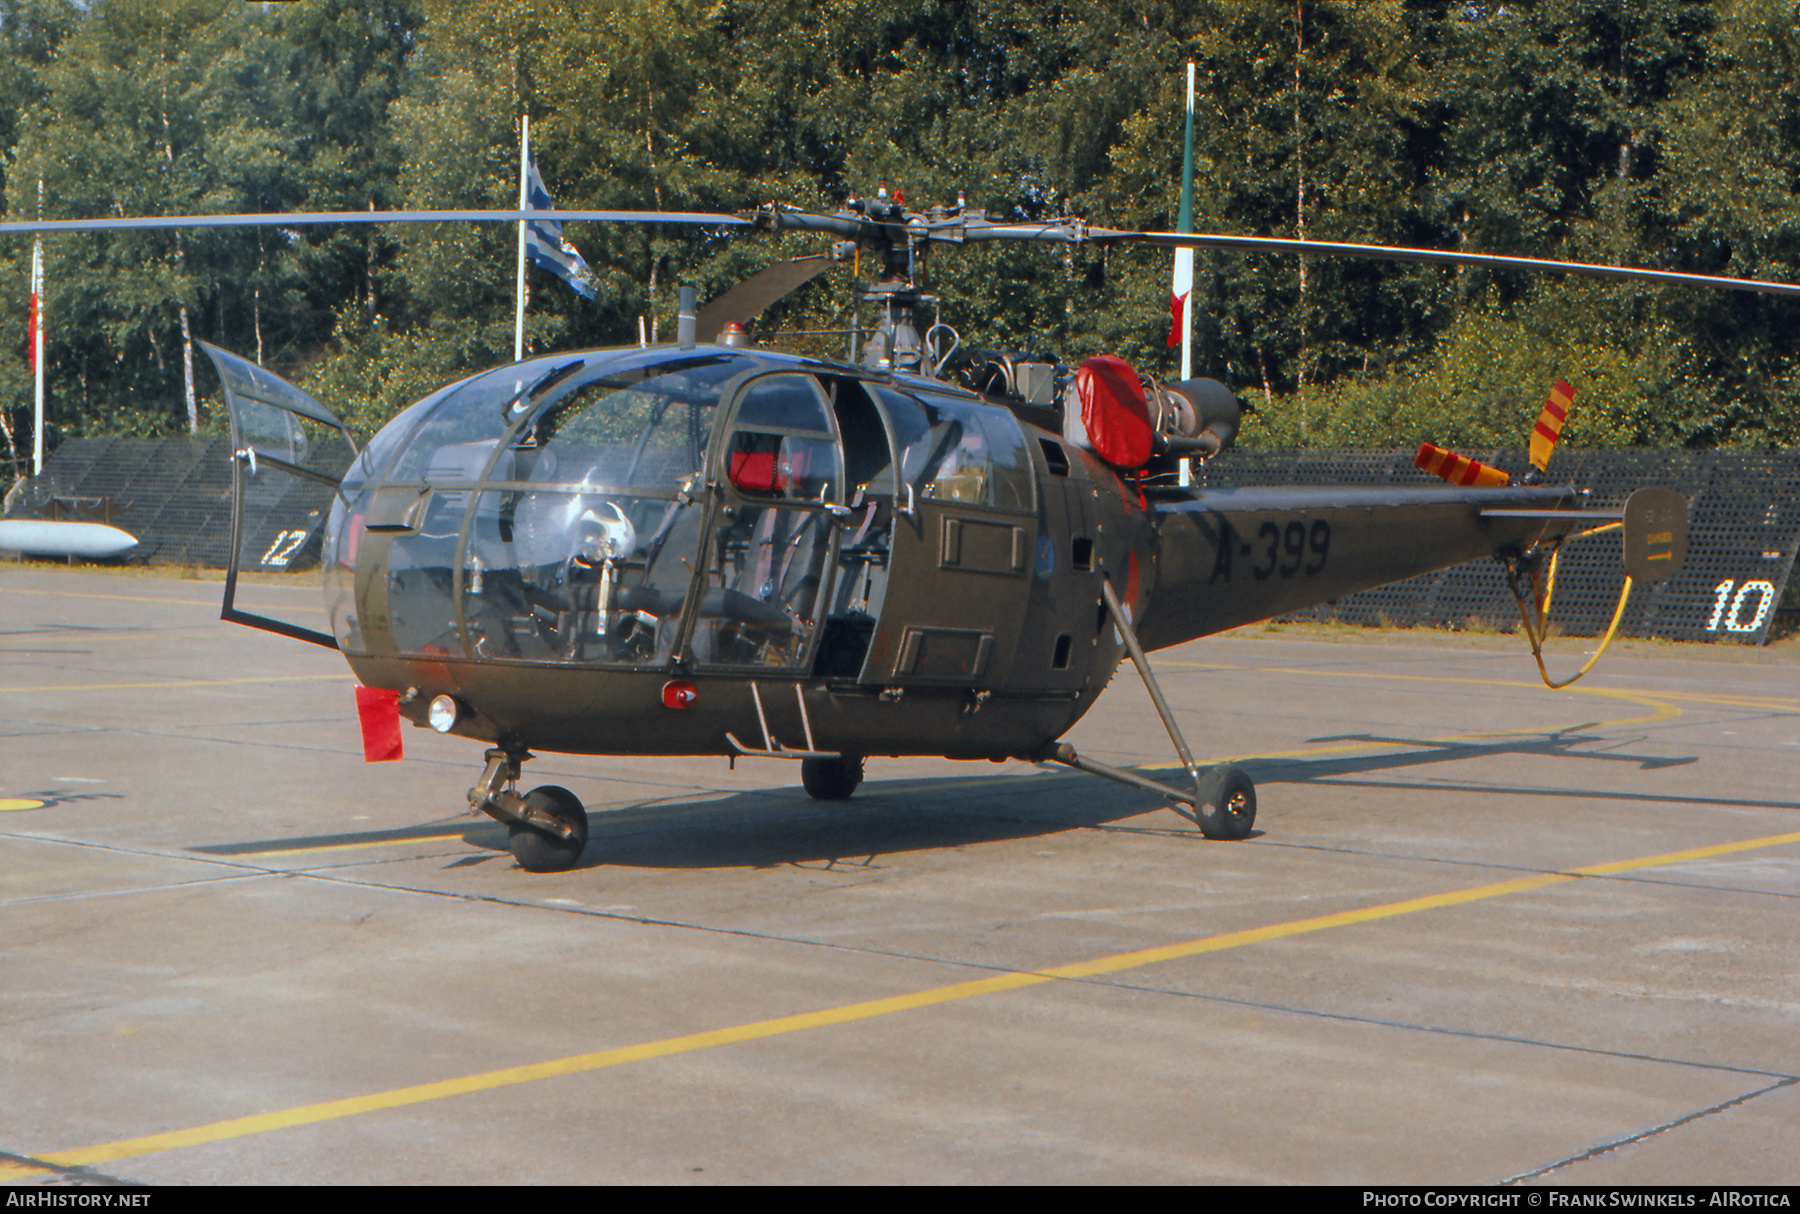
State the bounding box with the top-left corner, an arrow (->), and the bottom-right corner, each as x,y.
1137,484 -> 1582,650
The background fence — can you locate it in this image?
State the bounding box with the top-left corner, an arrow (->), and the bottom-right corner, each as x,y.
1194,448 -> 1800,645
4,435 -> 351,572
7,440 -> 1798,645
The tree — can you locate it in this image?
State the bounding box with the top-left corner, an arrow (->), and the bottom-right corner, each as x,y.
11,0 -> 276,435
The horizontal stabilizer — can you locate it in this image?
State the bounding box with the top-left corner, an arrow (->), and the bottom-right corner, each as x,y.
1480,508 -> 1622,521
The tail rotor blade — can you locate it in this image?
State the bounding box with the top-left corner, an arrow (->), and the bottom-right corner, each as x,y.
1415,441 -> 1510,487
1529,379 -> 1575,471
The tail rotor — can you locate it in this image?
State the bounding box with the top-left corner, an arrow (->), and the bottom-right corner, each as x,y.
1414,378 -> 1578,487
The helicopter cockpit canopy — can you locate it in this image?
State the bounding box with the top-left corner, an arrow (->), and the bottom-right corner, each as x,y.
207,330 -> 1059,714
325,346 -> 863,668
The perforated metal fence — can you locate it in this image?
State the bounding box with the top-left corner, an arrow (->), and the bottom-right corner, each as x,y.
5,435 -> 352,571
9,439 -> 1798,645
1193,449 -> 1800,646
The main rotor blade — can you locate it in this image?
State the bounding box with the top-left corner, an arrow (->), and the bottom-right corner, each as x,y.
1088,228 -> 1800,299
940,214 -> 1800,298
0,209 -> 750,236
695,255 -> 836,341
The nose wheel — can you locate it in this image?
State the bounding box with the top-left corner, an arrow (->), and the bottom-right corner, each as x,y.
468,749 -> 590,872
507,785 -> 589,872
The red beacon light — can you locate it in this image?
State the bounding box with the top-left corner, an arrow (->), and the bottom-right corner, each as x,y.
661,680 -> 699,709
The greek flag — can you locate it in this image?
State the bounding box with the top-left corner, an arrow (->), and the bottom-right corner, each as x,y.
525,155 -> 597,300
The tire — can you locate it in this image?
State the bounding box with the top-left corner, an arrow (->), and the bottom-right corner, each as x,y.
508,784 -> 589,872
801,755 -> 863,801
1195,765 -> 1256,840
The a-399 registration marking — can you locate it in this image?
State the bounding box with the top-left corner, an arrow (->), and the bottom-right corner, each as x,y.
1209,517 -> 1332,583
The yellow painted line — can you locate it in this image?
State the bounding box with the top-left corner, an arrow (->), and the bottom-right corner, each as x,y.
0,626 -> 226,645
27,827 -> 1800,1175
1161,661 -> 1800,712
1640,691 -> 1800,713
0,586 -> 323,610
0,674 -> 349,694
1574,830 -> 1800,876
0,587 -> 231,607
225,832 -> 480,858
1122,665 -> 1688,771
1159,662 -> 1692,719
1149,689 -> 1680,772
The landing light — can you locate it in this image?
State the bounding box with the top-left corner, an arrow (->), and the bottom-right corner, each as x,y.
428,694 -> 462,733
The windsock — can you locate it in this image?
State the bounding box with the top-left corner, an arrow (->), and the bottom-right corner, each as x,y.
1529,379 -> 1574,471
1415,442 -> 1510,488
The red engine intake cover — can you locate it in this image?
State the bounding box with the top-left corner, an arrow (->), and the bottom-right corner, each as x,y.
1075,355 -> 1154,469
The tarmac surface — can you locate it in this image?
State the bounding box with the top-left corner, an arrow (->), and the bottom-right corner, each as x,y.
1,566 -> 1796,1186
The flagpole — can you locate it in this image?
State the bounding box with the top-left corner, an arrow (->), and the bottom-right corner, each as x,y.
32,178 -> 44,477
514,115 -> 530,362
1179,60 -> 1196,382
1174,62 -> 1197,487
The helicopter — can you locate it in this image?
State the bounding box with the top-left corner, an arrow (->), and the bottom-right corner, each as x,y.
10,193 -> 1767,872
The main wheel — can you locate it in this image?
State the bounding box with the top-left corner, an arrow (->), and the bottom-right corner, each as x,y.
1195,765 -> 1257,840
801,755 -> 864,801
508,784 -> 589,872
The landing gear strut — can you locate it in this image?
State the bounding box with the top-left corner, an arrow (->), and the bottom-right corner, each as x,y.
468,748 -> 590,872
1044,578 -> 1259,841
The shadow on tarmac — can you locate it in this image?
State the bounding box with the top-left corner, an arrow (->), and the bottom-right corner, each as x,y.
172,723 -> 1779,873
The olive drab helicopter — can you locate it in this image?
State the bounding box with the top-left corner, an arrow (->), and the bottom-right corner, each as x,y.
9,192 -> 1787,872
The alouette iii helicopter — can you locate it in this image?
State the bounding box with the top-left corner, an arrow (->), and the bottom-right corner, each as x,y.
9,191 -> 1787,872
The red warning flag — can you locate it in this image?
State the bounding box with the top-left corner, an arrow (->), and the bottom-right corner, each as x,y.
354,685 -> 404,763
1415,441 -> 1510,488
1529,379 -> 1574,471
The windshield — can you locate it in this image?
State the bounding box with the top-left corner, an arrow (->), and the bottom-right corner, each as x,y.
506,353 -> 743,489
461,352 -> 754,665
336,346 -> 851,665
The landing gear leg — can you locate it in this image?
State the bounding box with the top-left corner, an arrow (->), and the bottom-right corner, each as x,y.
468,748 -> 590,872
1039,579 -> 1260,841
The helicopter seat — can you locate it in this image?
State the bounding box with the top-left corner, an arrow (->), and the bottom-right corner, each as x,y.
728,449 -> 780,494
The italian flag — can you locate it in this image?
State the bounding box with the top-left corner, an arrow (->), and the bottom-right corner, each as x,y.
1166,61 -> 1196,381
28,236 -> 41,372
1168,247 -> 1192,353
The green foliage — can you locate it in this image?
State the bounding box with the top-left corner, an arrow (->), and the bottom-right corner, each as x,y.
0,0 -> 1795,451
1244,285 -> 1684,448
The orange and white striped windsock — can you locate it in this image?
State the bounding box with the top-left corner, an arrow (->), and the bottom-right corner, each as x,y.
1529,379 -> 1574,471
1415,441 -> 1510,487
